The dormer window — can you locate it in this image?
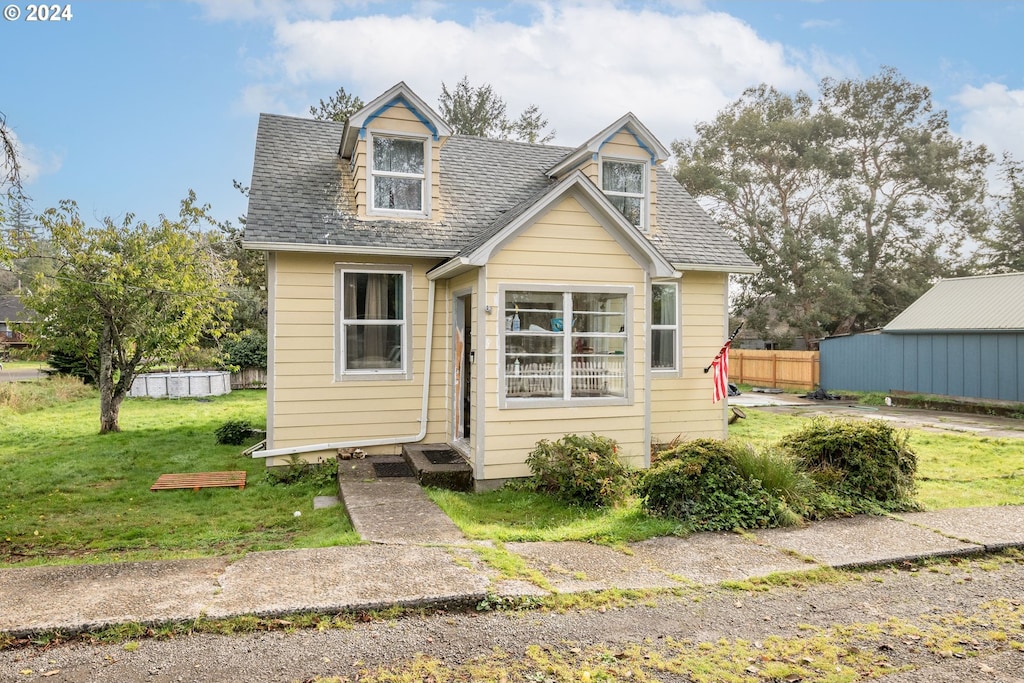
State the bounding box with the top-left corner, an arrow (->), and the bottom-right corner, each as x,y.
601,159 -> 646,229
370,134 -> 428,215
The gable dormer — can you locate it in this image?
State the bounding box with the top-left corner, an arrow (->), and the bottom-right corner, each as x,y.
546,113 -> 670,232
340,82 -> 452,220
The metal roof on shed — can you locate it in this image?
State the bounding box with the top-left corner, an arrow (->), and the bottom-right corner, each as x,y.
884,272 -> 1024,332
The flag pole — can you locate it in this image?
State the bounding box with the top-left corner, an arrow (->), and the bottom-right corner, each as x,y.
704,323 -> 743,374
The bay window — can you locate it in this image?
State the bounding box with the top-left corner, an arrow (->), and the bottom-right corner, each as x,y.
503,288 -> 630,404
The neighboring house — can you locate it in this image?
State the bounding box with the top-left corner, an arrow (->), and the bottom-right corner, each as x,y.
0,294 -> 29,347
820,272 -> 1024,402
243,82 -> 757,484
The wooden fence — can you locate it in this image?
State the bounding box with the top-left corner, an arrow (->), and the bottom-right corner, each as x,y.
730,350 -> 819,390
230,367 -> 267,389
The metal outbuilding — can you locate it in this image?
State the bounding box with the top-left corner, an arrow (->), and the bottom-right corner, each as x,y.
820,273 -> 1024,402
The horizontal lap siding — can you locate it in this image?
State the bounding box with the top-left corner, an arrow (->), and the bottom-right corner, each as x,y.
271,252 -> 446,453
480,196 -> 647,480
650,271 -> 728,444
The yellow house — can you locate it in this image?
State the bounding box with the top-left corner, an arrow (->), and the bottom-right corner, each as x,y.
243,82 -> 757,486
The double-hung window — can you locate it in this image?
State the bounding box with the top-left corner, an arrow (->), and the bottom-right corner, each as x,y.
651,282 -> 679,372
370,134 -> 427,215
601,159 -> 646,229
337,266 -> 409,378
503,288 -> 630,405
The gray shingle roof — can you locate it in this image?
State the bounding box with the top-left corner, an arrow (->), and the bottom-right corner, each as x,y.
884,273 -> 1024,332
244,113 -> 754,271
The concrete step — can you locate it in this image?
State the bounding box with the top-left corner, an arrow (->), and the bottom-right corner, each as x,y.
402,444 -> 473,492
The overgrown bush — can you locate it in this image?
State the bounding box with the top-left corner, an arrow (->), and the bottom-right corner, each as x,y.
525,433 -> 631,508
780,418 -> 918,513
215,419 -> 255,445
731,444 -> 815,524
637,439 -> 784,531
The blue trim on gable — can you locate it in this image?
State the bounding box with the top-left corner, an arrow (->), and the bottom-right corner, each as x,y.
599,125 -> 656,163
361,95 -> 440,140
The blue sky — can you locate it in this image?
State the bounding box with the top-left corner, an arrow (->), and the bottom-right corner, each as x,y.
3,1 -> 1023,227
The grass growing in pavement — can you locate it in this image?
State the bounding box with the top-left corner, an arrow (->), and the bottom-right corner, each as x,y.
0,382 -> 358,567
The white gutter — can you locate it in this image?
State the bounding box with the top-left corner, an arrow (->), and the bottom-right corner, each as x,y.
254,278 -> 437,459
242,241 -> 458,259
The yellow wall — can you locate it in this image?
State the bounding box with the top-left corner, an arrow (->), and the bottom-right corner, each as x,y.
479,195 -> 649,480
650,270 -> 729,446
349,101 -> 443,220
267,251 -> 448,465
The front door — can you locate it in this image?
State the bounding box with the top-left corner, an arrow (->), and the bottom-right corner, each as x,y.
452,293 -> 472,443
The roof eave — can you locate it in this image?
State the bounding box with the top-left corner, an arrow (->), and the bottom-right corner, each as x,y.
242,240 -> 458,259
674,262 -> 761,275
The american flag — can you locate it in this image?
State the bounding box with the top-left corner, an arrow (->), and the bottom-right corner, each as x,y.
710,339 -> 732,404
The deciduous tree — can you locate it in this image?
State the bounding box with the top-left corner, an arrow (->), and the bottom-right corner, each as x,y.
23,193 -> 235,433
674,67 -> 992,343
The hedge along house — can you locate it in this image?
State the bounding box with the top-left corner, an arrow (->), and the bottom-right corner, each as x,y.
243,82 -> 756,485
820,272 -> 1024,403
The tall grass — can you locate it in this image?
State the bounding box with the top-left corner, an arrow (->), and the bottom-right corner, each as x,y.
0,374 -> 95,412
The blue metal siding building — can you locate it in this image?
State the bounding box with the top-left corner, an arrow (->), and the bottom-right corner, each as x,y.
819,273 -> 1024,402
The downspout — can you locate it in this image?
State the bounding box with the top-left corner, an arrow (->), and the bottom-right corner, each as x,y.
254,278 -> 437,459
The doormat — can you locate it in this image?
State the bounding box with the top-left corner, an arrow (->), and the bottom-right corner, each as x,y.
372,461 -> 414,478
423,449 -> 465,466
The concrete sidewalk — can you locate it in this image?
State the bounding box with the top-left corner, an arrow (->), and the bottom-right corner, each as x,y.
3,502 -> 1024,638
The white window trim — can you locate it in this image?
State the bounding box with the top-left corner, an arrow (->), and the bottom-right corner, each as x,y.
335,263 -> 413,381
651,280 -> 681,375
498,283 -> 633,409
367,130 -> 431,218
599,156 -> 649,231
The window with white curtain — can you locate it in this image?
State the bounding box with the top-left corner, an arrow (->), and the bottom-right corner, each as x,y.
370,135 -> 427,214
651,282 -> 679,371
338,267 -> 408,376
601,159 -> 646,229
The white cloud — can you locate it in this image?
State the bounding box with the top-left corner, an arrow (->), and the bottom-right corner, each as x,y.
232,2 -> 815,145
953,82 -> 1024,161
800,18 -> 839,30
4,129 -> 62,186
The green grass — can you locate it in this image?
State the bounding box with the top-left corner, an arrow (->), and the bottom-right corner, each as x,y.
0,383 -> 358,567
0,360 -> 47,371
426,486 -> 679,544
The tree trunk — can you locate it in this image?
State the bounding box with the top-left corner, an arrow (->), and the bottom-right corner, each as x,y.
98,319 -> 122,434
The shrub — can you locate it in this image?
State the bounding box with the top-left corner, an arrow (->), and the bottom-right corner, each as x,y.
46,348 -> 95,383
221,330 -> 268,371
780,418 -> 918,512
637,439 -> 783,531
525,433 -> 631,508
215,419 -> 255,445
266,455 -> 338,488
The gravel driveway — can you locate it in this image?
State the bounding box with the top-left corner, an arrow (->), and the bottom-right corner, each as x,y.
3,556 -> 1022,682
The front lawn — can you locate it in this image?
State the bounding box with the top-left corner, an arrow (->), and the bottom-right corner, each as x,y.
0,385 -> 357,567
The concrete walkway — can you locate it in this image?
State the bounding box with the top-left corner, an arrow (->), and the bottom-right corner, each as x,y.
3,501 -> 1024,638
